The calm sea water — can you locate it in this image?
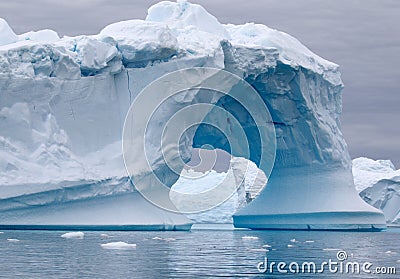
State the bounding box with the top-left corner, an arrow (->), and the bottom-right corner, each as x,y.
0,225 -> 398,278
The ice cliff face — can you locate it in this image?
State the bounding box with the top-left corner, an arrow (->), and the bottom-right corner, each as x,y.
0,1 -> 385,230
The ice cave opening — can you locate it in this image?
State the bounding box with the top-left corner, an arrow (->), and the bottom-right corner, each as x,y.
170,147 -> 267,223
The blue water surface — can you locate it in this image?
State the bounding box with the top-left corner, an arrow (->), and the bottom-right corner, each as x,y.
0,225 -> 398,278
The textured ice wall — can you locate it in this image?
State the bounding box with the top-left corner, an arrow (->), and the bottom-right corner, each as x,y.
0,1 -> 386,229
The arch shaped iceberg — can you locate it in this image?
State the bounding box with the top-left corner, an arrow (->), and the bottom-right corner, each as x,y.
0,1 -> 385,230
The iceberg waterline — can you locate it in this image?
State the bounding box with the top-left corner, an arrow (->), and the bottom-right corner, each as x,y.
171,157 -> 400,225
0,1 -> 386,230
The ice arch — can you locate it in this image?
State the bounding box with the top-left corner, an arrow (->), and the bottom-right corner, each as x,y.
170,149 -> 268,224
192,62 -> 386,230
122,65 -> 386,231
122,67 -> 276,214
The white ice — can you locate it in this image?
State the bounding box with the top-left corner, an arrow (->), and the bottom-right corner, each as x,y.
101,242 -> 136,250
352,157 -> 400,192
0,18 -> 17,46
61,232 -> 84,239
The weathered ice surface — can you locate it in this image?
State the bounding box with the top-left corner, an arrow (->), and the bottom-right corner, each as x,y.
355,157 -> 400,225
0,1 -> 385,230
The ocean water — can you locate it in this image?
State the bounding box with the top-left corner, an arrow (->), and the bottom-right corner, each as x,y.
0,226 -> 398,278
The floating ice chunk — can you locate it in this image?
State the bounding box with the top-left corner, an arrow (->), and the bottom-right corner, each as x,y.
305,240 -> 315,243
290,238 -> 297,243
385,251 -> 397,255
151,236 -> 175,241
61,232 -> 84,239
101,241 -> 137,250
262,244 -> 272,248
323,248 -> 341,251
241,236 -> 259,240
0,18 -> 18,46
100,233 -> 112,239
287,244 -> 294,248
0,231 -> 4,234
7,238 -> 20,242
250,248 -> 268,252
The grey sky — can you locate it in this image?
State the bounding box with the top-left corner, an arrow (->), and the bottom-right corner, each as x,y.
1,0 -> 399,166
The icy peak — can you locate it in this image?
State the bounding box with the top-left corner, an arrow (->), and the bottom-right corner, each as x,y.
146,0 -> 230,39
0,18 -> 18,46
225,22 -> 340,83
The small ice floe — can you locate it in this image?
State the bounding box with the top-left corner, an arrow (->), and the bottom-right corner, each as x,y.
385,251 -> 397,255
287,244 -> 294,248
290,238 -> 297,243
100,233 -> 112,239
101,242 -> 136,250
0,232 -> 4,234
164,238 -> 176,242
397,259 -> 400,263
61,232 -> 84,239
305,240 -> 315,243
242,236 -> 259,240
7,238 -> 20,242
262,244 -> 272,248
323,248 -> 341,251
250,248 -> 269,252
152,236 -> 163,240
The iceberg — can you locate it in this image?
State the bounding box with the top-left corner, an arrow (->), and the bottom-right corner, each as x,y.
353,157 -> 400,225
352,157 -> 400,192
0,1 -> 386,230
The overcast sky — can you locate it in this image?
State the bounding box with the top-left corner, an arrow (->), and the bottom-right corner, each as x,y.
1,0 -> 399,166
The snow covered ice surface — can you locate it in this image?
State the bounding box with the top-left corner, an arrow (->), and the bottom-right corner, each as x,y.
18,30 -> 60,43
352,157 -> 400,192
353,157 -> 400,225
0,19 -> 18,46
0,1 -> 386,230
